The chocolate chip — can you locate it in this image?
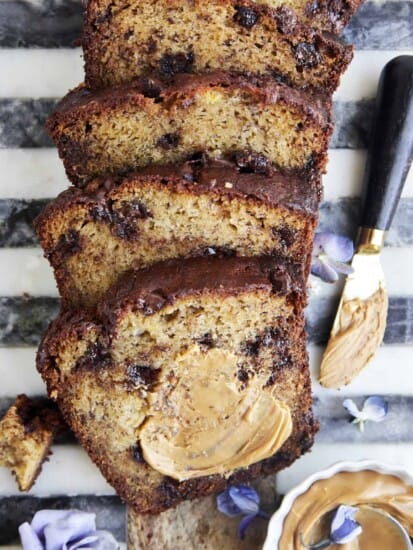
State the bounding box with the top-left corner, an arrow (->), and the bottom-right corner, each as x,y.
198,333 -> 215,349
130,442 -> 145,463
265,344 -> 292,387
264,373 -> 279,387
137,289 -> 168,316
305,0 -> 320,15
159,51 -> 194,77
126,365 -> 160,389
147,39 -> 158,54
245,338 -> 261,357
188,151 -> 209,165
157,478 -> 182,506
269,267 -> 290,293
140,78 -> 162,99
245,327 -> 287,357
114,200 -> 151,239
49,230 -> 81,263
234,5 -> 259,29
201,246 -> 237,258
157,132 -> 181,149
91,199 -> 151,241
272,226 -> 297,249
304,153 -> 317,172
293,42 -> 321,70
233,150 -> 271,175
93,7 -> 113,27
74,342 -> 112,372
274,6 -> 297,34
237,368 -> 250,383
90,203 -> 111,224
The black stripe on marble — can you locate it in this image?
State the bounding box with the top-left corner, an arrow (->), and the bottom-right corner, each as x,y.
0,495 -> 125,545
0,296 -> 60,346
0,99 -> 56,148
0,0 -> 83,48
1,1 -> 412,49
314,394 -> 413,443
343,1 -> 413,50
306,295 -> 413,345
0,99 -> 374,149
0,199 -> 45,247
0,295 -> 412,346
3,197 -> 413,248
319,198 -> 413,247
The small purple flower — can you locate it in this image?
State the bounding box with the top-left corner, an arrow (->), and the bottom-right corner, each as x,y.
217,485 -> 269,539
343,396 -> 388,432
300,505 -> 362,549
19,510 -> 119,550
330,505 -> 363,544
311,233 -> 354,283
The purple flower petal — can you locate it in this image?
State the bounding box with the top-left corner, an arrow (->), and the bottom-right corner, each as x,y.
31,510 -> 73,537
325,258 -> 354,276
217,488 -> 242,517
20,510 -> 120,550
44,512 -> 96,550
228,486 -> 260,515
238,513 -> 257,540
311,257 -> 339,283
343,398 -> 361,419
343,397 -> 388,424
315,233 -> 354,263
217,485 -> 260,517
67,535 -> 99,550
330,505 -> 362,544
362,396 -> 388,422
18,523 -> 44,550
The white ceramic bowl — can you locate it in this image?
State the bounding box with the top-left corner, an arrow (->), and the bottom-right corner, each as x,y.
263,460 -> 413,549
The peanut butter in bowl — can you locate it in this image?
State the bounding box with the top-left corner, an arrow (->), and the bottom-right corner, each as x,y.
264,461 -> 413,550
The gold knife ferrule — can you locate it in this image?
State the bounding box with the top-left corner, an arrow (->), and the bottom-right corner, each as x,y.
357,227 -> 386,252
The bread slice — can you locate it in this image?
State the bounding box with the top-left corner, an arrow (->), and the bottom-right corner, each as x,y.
35,156 -> 320,309
46,72 -> 332,187
82,0 -> 353,90
37,256 -> 317,514
0,395 -> 64,491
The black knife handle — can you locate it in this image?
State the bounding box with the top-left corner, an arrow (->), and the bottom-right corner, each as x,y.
361,55 -> 413,231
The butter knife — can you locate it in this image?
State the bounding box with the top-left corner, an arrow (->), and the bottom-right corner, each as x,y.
319,55 -> 413,389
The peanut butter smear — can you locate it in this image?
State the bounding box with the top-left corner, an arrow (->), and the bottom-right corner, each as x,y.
319,287 -> 388,388
279,470 -> 413,549
139,346 -> 292,481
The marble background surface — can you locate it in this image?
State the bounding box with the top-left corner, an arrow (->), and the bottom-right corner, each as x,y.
1,0 -> 413,546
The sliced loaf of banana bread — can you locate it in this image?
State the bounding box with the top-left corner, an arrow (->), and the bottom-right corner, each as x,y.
37,256 -> 317,514
83,0 -> 353,90
46,72 -> 332,187
35,156 -> 320,309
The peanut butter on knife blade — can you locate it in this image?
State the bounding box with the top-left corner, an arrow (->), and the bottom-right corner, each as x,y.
320,286 -> 388,388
